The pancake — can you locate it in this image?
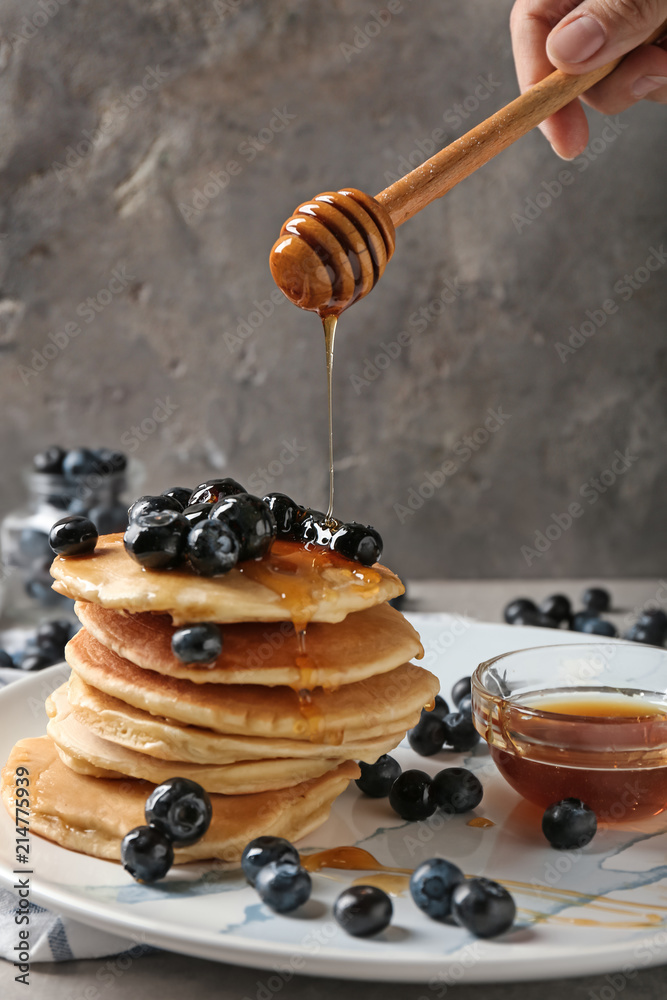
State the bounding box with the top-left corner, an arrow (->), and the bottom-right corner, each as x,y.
66,629 -> 439,741
46,686 -> 343,794
66,674 -> 412,765
51,535 -> 403,625
1,736 -> 359,863
74,600 -> 423,689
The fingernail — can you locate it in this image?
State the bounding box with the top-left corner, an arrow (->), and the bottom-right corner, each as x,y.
547,15 -> 606,64
632,75 -> 667,97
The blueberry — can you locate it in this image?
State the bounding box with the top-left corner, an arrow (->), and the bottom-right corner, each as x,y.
451,677 -> 472,707
442,712 -> 480,752
581,617 -> 617,637
262,493 -> 301,537
182,502 -> 212,528
356,754 -> 402,798
187,520 -> 240,576
128,494 -> 183,522
301,513 -> 341,547
542,798 -> 597,850
388,769 -> 435,821
62,448 -> 99,481
171,623 -> 222,664
388,591 -> 406,611
95,448 -> 127,473
36,618 -> 74,650
209,494 -> 276,561
254,861 -> 312,913
145,777 -> 212,847
637,608 -> 667,637
161,487 -> 192,509
241,836 -> 300,886
408,712 -> 446,756
431,767 -> 483,813
410,858 -> 465,921
33,644 -> 64,666
582,587 -> 611,613
430,694 -> 451,719
189,478 -> 246,506
25,577 -> 62,607
19,652 -> 55,672
331,522 -> 383,566
626,623 -> 664,646
457,694 -> 472,719
121,825 -> 174,883
451,878 -> 516,938
0,649 -> 14,668
503,598 -> 537,624
540,594 -> 571,624
571,610 -> 597,632
281,504 -> 312,542
88,504 -> 128,535
49,515 -> 98,556
33,445 -> 65,474
333,885 -> 392,937
123,511 -> 188,569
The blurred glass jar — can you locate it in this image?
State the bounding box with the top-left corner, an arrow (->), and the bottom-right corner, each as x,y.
0,455 -> 134,626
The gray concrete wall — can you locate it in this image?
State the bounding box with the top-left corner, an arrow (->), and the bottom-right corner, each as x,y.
1,0 -> 665,579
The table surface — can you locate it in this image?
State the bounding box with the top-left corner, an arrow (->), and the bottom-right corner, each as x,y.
2,578 -> 666,1000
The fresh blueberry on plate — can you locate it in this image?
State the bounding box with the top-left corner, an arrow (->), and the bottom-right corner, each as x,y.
182,502 -> 213,528
355,754 -> 402,798
49,515 -> 98,556
241,836 -> 300,886
503,598 -> 537,624
171,623 -> 222,664
457,694 -> 472,718
442,712 -> 480,752
410,857 -> 465,921
539,594 -> 571,624
333,885 -> 392,937
262,493 -> 301,537
451,676 -> 471,707
145,777 -> 212,847
582,587 -> 611,613
626,622 -> 664,646
429,694 -> 450,719
254,861 -> 312,913
581,617 -> 617,637
451,878 -> 516,938
123,511 -> 188,569
388,769 -> 435,821
128,494 -> 184,522
121,825 -> 174,883
408,712 -> 446,756
542,798 -> 597,850
161,486 -> 192,509
571,610 -> 597,632
431,767 -> 483,814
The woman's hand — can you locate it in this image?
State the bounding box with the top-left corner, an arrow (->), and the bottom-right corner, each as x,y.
510,0 -> 667,158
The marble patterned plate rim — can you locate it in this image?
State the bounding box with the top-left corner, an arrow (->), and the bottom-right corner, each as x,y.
1,616 -> 667,984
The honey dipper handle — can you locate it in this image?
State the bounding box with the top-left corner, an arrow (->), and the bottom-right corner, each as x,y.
376,20 -> 667,228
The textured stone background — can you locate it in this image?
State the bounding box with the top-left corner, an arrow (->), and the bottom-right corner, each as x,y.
1,0 -> 665,579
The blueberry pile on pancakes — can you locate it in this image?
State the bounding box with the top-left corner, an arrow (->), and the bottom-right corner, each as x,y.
1,479 -> 438,865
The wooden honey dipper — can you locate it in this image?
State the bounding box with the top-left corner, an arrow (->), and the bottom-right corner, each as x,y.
270,21 -> 667,317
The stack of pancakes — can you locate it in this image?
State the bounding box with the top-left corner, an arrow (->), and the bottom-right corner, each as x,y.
1,534 -> 438,864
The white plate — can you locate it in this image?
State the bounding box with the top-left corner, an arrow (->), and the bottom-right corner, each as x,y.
1,615 -> 667,984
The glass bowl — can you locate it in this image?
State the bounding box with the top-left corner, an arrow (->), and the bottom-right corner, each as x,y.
471,642 -> 667,821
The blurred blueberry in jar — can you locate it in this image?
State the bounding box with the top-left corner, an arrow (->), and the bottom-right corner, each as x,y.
0,445 -> 130,626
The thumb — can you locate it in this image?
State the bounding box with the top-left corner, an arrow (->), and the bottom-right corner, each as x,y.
546,0 -> 667,71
